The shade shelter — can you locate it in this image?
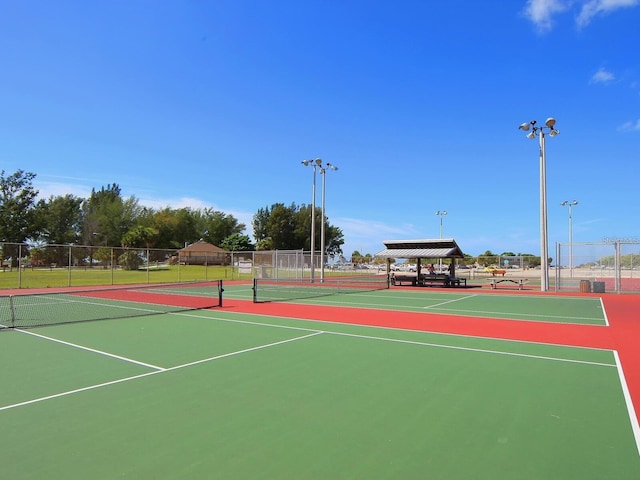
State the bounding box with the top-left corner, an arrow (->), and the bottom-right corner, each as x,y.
375,238 -> 465,285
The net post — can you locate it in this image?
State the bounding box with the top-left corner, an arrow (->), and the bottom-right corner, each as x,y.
218,280 -> 224,307
9,295 -> 16,328
253,278 -> 258,303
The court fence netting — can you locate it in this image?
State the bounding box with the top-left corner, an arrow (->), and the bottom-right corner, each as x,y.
0,280 -> 223,329
252,275 -> 390,303
554,240 -> 640,293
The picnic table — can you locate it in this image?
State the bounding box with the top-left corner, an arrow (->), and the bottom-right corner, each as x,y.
489,278 -> 528,290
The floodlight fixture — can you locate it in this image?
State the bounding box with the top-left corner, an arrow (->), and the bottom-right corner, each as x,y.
435,210 -> 447,239
518,117 -> 559,291
302,158 -> 323,282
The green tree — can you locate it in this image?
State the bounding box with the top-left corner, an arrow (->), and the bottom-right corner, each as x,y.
220,233 -> 254,252
252,206 -> 273,249
81,184 -> 141,247
195,208 -> 245,246
94,247 -> 113,267
477,250 -> 497,266
292,204 -> 315,250
253,203 -> 296,250
351,250 -> 364,264
136,207 -> 199,249
118,250 -> 143,270
323,223 -> 344,256
253,202 -> 344,253
0,170 -> 39,266
30,194 -> 83,266
122,226 -> 160,249
34,194 -> 83,245
165,207 -> 199,248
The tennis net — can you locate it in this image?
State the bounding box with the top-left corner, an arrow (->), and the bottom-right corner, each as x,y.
0,280 -> 223,329
252,275 -> 389,303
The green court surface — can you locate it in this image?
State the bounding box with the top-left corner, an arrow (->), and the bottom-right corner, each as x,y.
228,283 -> 608,325
1,287 -> 638,479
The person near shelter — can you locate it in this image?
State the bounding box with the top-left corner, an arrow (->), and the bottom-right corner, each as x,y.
427,264 -> 435,274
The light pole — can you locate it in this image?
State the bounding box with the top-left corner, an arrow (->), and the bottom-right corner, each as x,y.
319,162 -> 338,282
435,210 -> 447,271
435,210 -> 447,238
561,200 -> 578,277
301,158 -> 322,282
519,118 -> 559,292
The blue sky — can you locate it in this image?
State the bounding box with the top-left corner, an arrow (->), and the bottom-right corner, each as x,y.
1,0 -> 638,257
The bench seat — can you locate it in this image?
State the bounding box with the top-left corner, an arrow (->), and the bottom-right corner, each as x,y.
489,278 -> 528,290
391,273 -> 467,288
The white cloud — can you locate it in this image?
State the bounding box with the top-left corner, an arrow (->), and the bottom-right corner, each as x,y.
522,0 -> 639,31
35,179 -> 93,200
617,119 -> 640,131
522,0 -> 570,32
577,0 -> 640,28
137,196 -> 211,210
589,67 -> 615,84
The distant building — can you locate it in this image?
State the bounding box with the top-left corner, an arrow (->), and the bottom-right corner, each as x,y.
177,240 -> 229,265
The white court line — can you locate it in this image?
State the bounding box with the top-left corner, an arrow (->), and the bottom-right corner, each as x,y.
0,370 -> 162,412
178,308 -> 613,353
600,297 -> 610,327
325,330 -> 616,368
297,294 -> 605,325
2,331 -> 323,412
424,293 -> 479,309
18,329 -> 166,371
614,350 -> 640,457
175,310 -> 615,367
162,331 -> 323,372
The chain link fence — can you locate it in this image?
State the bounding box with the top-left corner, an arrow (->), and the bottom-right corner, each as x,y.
10,240 -> 635,292
0,242 -> 240,289
0,243 -> 362,289
555,240 -> 640,293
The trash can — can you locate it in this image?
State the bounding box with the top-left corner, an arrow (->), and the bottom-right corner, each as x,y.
579,280 -> 591,293
592,281 -> 605,293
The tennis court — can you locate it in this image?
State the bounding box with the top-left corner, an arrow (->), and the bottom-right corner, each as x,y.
2,281 -> 640,479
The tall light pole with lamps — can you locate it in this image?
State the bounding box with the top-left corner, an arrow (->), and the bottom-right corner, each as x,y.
435,210 -> 447,238
435,210 -> 447,271
319,162 -> 338,282
518,118 -> 559,292
561,200 -> 578,277
301,158 -> 322,282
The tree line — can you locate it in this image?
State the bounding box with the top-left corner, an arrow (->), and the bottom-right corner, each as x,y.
0,170 -> 344,267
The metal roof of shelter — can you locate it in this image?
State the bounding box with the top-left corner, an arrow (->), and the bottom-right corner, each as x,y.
374,238 -> 465,259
